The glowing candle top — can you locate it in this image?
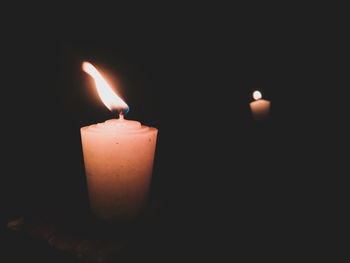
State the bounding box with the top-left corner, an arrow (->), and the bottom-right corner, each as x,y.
82,61 -> 129,115
253,90 -> 262,101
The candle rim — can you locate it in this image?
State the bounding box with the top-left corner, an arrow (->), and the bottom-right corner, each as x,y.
81,119 -> 158,135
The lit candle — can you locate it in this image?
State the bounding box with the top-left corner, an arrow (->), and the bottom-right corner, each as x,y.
249,90 -> 271,121
80,62 -> 158,220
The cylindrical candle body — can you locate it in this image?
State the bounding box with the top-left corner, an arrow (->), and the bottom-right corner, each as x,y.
250,99 -> 271,120
81,119 -> 158,220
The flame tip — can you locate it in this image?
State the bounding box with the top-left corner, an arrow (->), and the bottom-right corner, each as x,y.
82,61 -> 93,72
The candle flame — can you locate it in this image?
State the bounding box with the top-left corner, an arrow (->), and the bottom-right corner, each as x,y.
253,90 -> 262,101
82,62 -> 129,114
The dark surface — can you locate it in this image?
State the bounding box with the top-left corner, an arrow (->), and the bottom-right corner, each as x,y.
1,8 -> 339,262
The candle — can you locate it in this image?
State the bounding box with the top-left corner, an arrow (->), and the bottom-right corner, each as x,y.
80,62 -> 158,220
249,90 -> 271,121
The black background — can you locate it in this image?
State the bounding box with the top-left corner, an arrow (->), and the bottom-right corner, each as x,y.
1,6 -> 341,262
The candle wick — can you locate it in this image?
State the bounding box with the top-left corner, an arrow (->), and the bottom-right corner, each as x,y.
119,112 -> 124,120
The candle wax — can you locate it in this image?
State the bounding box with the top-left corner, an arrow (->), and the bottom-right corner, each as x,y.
250,99 -> 271,120
81,118 -> 158,220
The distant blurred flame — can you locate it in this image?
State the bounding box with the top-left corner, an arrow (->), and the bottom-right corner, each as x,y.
82,62 -> 128,113
253,90 -> 262,101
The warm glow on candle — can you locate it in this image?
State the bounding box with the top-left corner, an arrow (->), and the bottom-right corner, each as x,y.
82,62 -> 129,114
253,90 -> 262,101
250,90 -> 270,121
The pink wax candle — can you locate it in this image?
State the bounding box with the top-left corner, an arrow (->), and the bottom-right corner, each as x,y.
250,90 -> 271,121
81,62 -> 158,220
